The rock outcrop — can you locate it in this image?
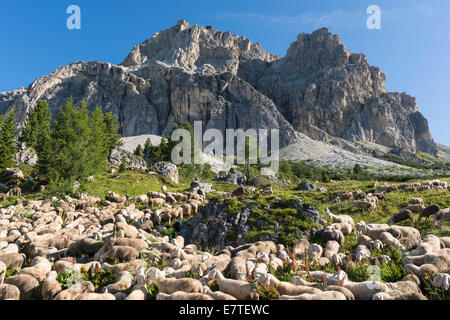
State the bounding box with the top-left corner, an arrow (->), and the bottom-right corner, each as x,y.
152,161 -> 179,184
0,20 -> 439,155
253,28 -> 437,155
108,147 -> 147,171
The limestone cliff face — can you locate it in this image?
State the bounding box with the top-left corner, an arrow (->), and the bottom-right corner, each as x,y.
0,20 -> 438,154
253,28 -> 437,155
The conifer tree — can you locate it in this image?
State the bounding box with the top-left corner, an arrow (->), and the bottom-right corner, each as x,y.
0,108 -> 18,170
134,144 -> 144,158
103,112 -> 123,150
21,100 -> 51,149
119,155 -> 127,172
88,106 -> 109,173
143,138 -> 153,156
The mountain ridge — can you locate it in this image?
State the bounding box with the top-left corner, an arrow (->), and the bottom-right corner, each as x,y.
0,19 -> 442,157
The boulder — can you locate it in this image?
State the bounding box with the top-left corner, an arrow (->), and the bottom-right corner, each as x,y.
0,168 -> 24,182
108,147 -> 147,171
153,161 -> 179,184
296,181 -> 317,191
216,168 -> 247,185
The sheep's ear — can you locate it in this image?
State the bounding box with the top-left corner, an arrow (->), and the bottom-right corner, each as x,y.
444,277 -> 450,291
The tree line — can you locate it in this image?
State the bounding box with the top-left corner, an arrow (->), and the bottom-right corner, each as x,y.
14,98 -> 122,191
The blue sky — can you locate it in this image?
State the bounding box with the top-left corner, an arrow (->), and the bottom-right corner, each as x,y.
1,0 -> 449,146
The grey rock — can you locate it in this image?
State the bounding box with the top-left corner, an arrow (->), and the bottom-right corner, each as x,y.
153,161 -> 179,184
216,168 -> 246,185
1,20 -> 298,149
254,28 -> 437,155
15,143 -> 37,167
296,181 -> 317,191
0,21 -> 439,157
108,147 -> 147,171
0,168 -> 24,181
190,182 -> 213,194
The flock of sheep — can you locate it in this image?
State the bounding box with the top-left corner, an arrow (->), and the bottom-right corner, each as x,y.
0,177 -> 449,300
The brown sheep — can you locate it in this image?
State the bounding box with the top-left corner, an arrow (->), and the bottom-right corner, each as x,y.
388,209 -> 414,224
100,246 -> 140,262
7,187 -> 21,197
4,274 -> 39,300
0,284 -> 21,300
0,253 -> 25,272
149,198 -> 165,207
419,204 -> 440,222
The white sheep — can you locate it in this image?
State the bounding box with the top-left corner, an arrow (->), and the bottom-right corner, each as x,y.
124,285 -> 147,300
156,291 -> 213,300
433,273 -> 450,291
20,256 -> 52,282
408,235 -> 444,257
354,245 -> 371,262
324,241 -> 340,260
148,268 -> 203,294
203,285 -> 237,300
207,269 -> 258,300
278,291 -> 347,300
54,281 -> 95,300
0,261 -> 5,284
230,256 -> 248,280
76,292 -> 117,300
307,244 -> 323,261
103,271 -> 133,294
41,271 -> 62,300
258,273 -> 322,296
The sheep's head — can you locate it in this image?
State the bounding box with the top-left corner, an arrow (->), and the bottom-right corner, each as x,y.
245,258 -> 257,273
290,276 -> 308,286
278,250 -> 290,262
136,267 -> 146,286
257,273 -> 271,286
331,270 -> 348,286
146,267 -> 161,281
256,252 -> 269,264
170,248 -> 182,259
207,269 -> 221,281
356,221 -> 367,233
202,285 -> 211,294
433,273 -> 450,290
170,258 -> 183,270
372,292 -> 386,300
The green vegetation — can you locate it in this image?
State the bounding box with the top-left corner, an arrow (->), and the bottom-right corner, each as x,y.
382,153 -> 428,169
56,267 -> 115,292
0,108 -> 18,170
134,144 -> 144,158
421,276 -> 450,300
19,98 -> 123,193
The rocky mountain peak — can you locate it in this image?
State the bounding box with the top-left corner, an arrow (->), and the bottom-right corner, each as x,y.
0,20 -> 442,157
121,20 -> 277,76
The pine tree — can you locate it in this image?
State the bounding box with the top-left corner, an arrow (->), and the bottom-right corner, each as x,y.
21,100 -> 51,149
103,112 -> 123,150
0,108 -> 18,170
20,100 -> 52,176
143,138 -> 153,156
134,144 -> 144,158
45,98 -> 97,187
88,106 -> 109,174
155,135 -> 169,161
119,155 -> 127,172
167,124 -> 179,159
181,121 -> 200,164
